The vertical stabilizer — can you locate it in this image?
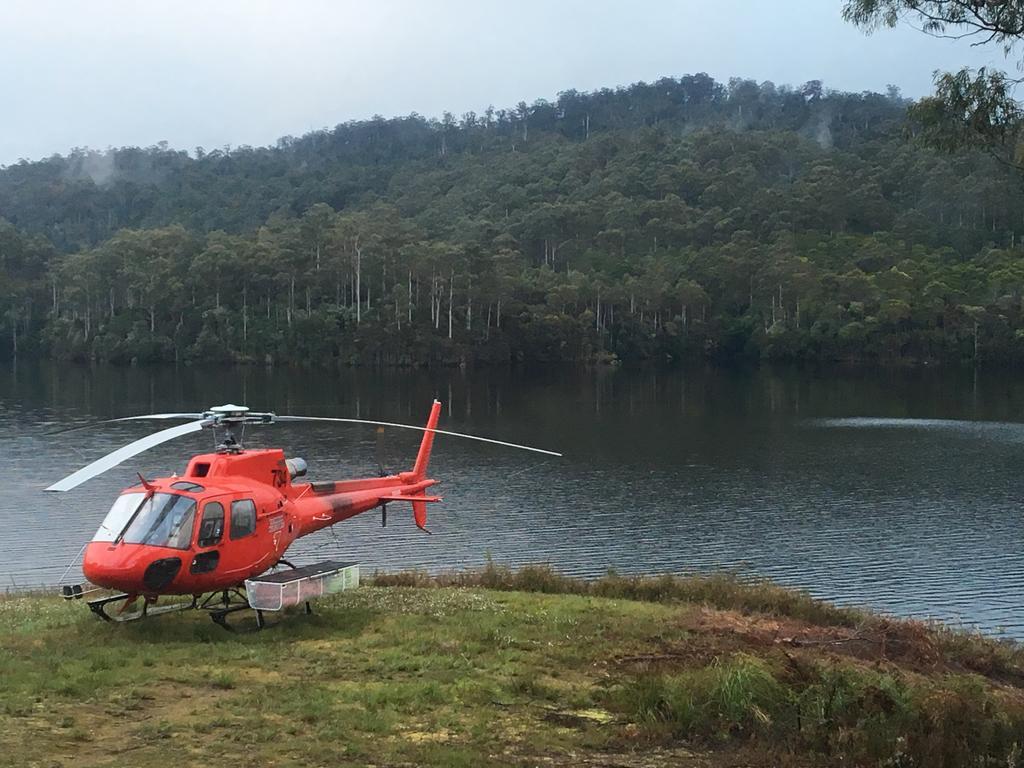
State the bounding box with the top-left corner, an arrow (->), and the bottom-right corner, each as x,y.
412,400 -> 442,480
412,499 -> 429,532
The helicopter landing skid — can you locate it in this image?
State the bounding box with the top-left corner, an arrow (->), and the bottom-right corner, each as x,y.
87,592 -> 197,623
79,561 -> 309,630
199,586 -> 311,632
200,587 -> 259,631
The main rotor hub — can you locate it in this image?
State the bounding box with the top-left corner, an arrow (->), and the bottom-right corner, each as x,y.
202,404 -> 276,452
208,404 -> 250,417
202,404 -> 276,426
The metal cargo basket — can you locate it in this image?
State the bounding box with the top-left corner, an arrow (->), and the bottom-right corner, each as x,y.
245,560 -> 359,611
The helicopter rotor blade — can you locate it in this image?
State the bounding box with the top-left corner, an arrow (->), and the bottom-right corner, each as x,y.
46,419 -> 212,493
112,413 -> 206,422
49,413 -> 206,436
273,415 -> 563,457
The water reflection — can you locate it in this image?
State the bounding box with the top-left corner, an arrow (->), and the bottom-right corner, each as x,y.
2,362 -> 1023,637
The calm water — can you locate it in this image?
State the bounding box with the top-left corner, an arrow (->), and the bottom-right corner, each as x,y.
3,361 -> 1024,637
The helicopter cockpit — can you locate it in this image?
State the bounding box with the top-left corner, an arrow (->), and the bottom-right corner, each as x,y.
93,492 -> 197,549
94,484 -> 262,550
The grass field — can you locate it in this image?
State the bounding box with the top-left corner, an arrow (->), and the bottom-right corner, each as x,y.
3,565 -> 1024,767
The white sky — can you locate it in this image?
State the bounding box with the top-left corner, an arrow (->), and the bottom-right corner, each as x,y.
0,0 -> 1008,166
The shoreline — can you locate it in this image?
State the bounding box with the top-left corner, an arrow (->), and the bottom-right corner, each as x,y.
3,565 -> 1016,642
3,354 -> 1022,371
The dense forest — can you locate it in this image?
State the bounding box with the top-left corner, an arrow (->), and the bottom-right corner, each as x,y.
3,74 -> 1024,367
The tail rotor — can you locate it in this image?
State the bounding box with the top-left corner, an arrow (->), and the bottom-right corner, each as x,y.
375,426 -> 387,477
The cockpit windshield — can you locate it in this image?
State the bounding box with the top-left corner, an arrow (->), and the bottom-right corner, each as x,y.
122,493 -> 197,549
93,493 -> 145,543
93,492 -> 197,550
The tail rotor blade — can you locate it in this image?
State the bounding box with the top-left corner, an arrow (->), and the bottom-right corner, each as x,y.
46,419 -> 211,492
375,427 -> 387,477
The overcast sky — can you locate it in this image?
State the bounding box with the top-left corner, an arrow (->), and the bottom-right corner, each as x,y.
0,0 -> 1008,166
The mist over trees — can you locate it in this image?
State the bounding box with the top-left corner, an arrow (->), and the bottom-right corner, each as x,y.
2,73 -> 1024,367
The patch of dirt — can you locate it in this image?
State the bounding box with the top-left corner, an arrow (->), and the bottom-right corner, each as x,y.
609,607 -> 1024,687
694,608 -> 943,669
233,665 -> 283,684
3,679 -> 239,768
542,707 -> 615,728
515,745 -> 744,767
405,728 -> 452,743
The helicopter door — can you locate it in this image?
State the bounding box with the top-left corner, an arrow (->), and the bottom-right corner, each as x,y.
191,501 -> 225,574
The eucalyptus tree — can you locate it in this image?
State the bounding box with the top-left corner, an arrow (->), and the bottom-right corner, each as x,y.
844,1 -> 1024,166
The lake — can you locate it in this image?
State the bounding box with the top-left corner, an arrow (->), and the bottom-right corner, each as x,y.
3,361 -> 1024,637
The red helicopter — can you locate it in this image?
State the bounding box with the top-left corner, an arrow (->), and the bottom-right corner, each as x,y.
46,401 -> 560,628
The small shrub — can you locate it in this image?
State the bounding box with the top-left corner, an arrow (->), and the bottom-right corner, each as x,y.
711,654 -> 786,735
508,674 -> 558,701
210,671 -> 236,690
616,654 -> 787,741
903,675 -> 1024,768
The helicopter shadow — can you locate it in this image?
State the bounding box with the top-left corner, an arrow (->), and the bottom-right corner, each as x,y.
113,603 -> 379,644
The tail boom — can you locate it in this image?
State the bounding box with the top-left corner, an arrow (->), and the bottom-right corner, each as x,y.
293,400 -> 446,536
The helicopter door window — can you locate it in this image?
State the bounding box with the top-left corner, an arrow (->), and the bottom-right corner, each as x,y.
197,502 -> 225,547
230,499 -> 257,539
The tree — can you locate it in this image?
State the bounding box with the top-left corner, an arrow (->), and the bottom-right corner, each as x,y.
6,71 -> 1024,366
843,1 -> 1024,164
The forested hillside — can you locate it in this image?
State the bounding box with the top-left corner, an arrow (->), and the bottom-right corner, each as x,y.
2,74 -> 1023,366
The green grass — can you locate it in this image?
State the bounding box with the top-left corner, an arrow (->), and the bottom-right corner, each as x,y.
2,567 -> 1024,767
372,560 -> 869,626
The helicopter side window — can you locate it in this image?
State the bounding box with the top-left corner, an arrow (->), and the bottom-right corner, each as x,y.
230,499 -> 257,539
197,502 -> 225,547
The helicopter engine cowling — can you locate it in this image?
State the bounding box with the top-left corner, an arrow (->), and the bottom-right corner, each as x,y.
285,457 -> 307,480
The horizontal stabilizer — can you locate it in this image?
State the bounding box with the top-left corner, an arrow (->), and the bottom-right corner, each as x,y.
378,493 -> 440,533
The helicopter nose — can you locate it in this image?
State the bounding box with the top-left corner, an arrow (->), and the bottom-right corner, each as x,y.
82,542 -> 121,588
82,543 -> 181,593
